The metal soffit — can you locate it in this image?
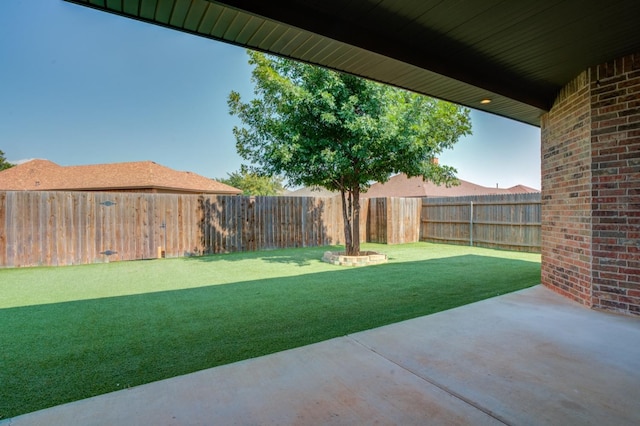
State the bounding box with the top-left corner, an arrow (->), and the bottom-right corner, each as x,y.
65,0 -> 640,126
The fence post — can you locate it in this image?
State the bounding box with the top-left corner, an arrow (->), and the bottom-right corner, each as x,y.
469,201 -> 474,246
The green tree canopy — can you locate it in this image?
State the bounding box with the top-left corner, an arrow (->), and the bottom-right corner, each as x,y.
228,51 -> 471,255
0,150 -> 14,171
216,165 -> 285,196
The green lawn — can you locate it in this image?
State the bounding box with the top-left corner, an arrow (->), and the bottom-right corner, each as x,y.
0,242 -> 540,419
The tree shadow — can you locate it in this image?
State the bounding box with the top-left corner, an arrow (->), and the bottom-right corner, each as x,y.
0,254 -> 541,419
194,195 -> 336,259
183,244 -> 344,266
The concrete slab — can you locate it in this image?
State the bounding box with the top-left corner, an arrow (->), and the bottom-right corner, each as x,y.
3,285 -> 639,425
351,285 -> 640,425
1,337 -> 499,425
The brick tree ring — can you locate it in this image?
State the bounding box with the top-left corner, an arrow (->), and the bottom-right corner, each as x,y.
322,251 -> 388,267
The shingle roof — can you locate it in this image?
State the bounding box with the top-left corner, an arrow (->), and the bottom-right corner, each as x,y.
0,159 -> 241,194
503,184 -> 540,194
287,186 -> 339,197
285,175 -> 538,198
362,174 -> 539,198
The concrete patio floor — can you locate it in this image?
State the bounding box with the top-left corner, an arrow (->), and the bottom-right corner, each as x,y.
3,285 -> 639,425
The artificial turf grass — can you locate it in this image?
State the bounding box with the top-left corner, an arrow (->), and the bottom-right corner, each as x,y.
0,243 -> 541,419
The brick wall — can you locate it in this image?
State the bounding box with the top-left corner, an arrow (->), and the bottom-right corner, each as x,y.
590,54 -> 640,314
541,72 -> 593,306
541,52 -> 640,315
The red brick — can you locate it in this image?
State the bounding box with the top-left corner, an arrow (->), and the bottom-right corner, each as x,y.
543,52 -> 639,315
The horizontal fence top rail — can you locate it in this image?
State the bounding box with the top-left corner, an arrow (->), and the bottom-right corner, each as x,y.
423,200 -> 541,207
422,219 -> 542,226
422,192 -> 541,204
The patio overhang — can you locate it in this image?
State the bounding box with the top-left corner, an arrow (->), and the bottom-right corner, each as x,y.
64,0 -> 640,127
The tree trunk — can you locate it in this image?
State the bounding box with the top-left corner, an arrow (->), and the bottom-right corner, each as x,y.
339,186 -> 361,256
352,186 -> 361,255
340,189 -> 354,255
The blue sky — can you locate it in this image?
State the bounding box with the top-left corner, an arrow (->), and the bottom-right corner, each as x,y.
1,0 -> 541,189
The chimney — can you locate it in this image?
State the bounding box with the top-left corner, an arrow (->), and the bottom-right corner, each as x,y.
431,158 -> 439,165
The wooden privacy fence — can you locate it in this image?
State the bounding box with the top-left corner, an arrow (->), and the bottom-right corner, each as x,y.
364,197 -> 422,244
421,193 -> 541,252
0,191 -> 420,268
0,191 -> 539,267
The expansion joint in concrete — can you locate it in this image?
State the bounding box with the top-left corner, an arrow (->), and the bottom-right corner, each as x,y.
347,334 -> 512,426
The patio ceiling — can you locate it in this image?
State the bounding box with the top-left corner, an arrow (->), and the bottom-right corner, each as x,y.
65,0 -> 640,126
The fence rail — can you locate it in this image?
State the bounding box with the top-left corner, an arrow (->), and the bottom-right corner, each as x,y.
0,191 -> 539,268
420,193 -> 541,252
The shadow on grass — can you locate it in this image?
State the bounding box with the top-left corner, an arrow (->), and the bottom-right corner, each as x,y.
0,254 -> 540,419
183,245 -> 344,266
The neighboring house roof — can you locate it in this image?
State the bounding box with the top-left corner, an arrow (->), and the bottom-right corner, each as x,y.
504,184 -> 540,194
287,186 -> 338,197
362,174 -> 539,198
287,175 -> 539,199
0,159 -> 241,194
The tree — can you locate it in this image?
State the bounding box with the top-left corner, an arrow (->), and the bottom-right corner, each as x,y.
0,149 -> 14,171
228,51 -> 471,255
217,165 -> 285,196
